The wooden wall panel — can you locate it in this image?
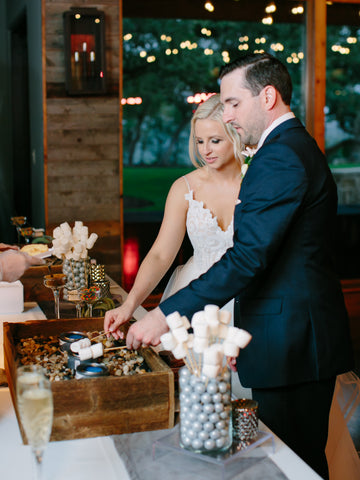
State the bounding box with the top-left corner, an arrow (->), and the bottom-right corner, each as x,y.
43,0 -> 122,283
44,1 -> 120,226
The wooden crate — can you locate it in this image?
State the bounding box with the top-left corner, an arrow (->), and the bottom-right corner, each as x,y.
4,316 -> 174,442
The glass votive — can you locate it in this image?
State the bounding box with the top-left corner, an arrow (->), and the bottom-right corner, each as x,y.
179,365 -> 232,454
90,264 -> 105,282
232,398 -> 258,445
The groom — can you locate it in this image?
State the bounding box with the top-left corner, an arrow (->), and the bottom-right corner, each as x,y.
120,53 -> 354,478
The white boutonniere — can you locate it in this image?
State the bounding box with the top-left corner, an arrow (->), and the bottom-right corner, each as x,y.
241,147 -> 257,178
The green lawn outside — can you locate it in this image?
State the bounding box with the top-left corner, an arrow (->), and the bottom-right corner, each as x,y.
330,164 -> 360,169
123,164 -> 360,213
123,167 -> 193,212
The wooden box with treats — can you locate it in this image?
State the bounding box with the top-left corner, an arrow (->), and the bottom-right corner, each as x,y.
4,316 -> 175,442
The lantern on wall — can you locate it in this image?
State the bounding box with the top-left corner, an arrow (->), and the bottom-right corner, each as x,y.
63,7 -> 106,95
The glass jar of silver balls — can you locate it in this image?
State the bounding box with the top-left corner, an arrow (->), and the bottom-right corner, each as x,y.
62,258 -> 90,291
179,365 -> 232,453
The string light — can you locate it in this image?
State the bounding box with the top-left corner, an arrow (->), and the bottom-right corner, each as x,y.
291,6 -> 304,15
187,93 -> 215,104
331,45 -> 350,55
270,43 -> 284,52
347,37 -> 357,44
222,51 -> 230,63
265,3 -> 276,14
121,97 -> 142,105
204,2 -> 214,13
201,28 -> 212,37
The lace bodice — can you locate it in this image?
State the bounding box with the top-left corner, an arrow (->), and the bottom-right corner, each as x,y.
161,175 -> 235,303
185,189 -> 234,274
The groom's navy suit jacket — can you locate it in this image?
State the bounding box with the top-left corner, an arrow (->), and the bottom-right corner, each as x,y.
160,118 -> 353,388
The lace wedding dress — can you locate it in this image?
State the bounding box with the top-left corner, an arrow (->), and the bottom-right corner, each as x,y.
161,176 -> 234,315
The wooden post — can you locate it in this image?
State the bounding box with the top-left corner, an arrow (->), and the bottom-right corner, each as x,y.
119,0 -> 124,286
305,0 -> 327,152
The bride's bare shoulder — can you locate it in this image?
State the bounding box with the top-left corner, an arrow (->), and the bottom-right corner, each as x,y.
184,168 -> 207,185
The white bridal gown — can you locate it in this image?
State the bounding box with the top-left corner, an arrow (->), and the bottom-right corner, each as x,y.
161,175 -> 234,315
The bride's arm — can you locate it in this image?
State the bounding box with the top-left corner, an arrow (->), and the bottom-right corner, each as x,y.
104,177 -> 189,337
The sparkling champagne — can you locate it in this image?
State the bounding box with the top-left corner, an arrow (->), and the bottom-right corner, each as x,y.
18,386 -> 53,450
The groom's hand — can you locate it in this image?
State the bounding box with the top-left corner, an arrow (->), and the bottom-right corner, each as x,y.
125,306 -> 169,350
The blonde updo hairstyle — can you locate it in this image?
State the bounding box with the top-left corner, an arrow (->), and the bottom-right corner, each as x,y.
189,93 -> 243,168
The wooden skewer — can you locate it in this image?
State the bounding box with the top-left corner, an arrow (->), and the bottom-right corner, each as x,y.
104,345 -> 127,352
90,331 -> 107,341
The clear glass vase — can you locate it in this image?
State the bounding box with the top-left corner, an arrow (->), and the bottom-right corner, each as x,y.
62,258 -> 90,291
179,365 -> 232,453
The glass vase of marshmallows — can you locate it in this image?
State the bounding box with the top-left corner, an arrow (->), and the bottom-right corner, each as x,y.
160,305 -> 252,454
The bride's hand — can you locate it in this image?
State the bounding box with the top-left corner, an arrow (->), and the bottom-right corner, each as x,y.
104,303 -> 134,340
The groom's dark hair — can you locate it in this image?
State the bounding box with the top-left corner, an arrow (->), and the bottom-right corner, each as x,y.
219,52 -> 292,106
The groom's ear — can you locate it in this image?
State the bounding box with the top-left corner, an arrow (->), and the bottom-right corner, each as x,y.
261,85 -> 276,110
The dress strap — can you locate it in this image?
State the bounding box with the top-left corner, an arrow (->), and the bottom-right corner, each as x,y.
183,175 -> 191,193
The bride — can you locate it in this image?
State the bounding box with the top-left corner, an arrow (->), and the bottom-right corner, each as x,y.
104,94 -> 245,337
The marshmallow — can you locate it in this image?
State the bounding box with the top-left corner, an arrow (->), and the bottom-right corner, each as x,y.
225,326 -> 239,342
172,326 -> 189,343
204,304 -> 219,320
219,310 -> 231,325
202,364 -> 221,378
70,338 -> 91,352
203,345 -> 223,366
60,222 -> 72,234
173,342 -> 187,359
78,347 -> 92,361
187,333 -> 194,349
193,323 -> 209,338
207,318 -> 219,337
222,341 -> 240,357
160,332 -> 177,351
218,323 -> 229,340
181,316 -> 191,330
74,243 -> 83,253
86,233 -> 98,249
74,220 -> 83,229
193,336 -> 208,353
53,227 -> 62,238
166,312 -> 183,330
233,329 -> 252,349
90,342 -> 104,359
191,311 -> 205,326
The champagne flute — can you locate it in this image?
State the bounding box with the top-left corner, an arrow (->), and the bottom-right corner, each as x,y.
43,273 -> 67,319
16,365 -> 53,480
